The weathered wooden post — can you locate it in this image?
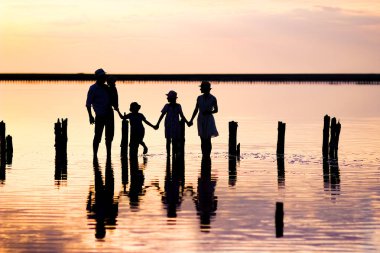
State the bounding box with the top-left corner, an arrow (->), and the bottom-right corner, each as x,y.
276,122 -> 286,155
228,121 -> 238,178
322,115 -> 330,158
329,117 -> 337,158
120,114 -> 129,157
5,135 -> 13,164
228,121 -> 238,157
61,118 -> 68,154
275,202 -> 284,238
334,121 -> 341,158
0,121 -> 5,163
176,119 -> 186,169
54,119 -> 62,155
54,119 -> 67,184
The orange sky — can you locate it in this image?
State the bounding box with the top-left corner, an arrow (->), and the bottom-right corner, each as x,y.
1,0 -> 380,73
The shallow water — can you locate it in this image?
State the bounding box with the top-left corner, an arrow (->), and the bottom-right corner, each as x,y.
0,82 -> 380,252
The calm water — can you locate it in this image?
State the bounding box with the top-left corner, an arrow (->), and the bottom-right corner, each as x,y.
1,82 -> 380,252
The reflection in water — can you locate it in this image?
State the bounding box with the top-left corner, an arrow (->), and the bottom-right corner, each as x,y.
87,158 -> 119,239
54,153 -> 67,187
330,159 -> 341,197
277,156 -> 285,189
121,151 -> 129,193
323,158 -> 330,191
162,156 -> 185,219
0,158 -> 5,182
275,202 -> 284,238
228,155 -> 237,187
127,156 -> 146,211
322,158 -> 341,200
193,156 -> 218,232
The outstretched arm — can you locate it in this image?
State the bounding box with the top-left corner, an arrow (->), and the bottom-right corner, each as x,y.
155,112 -> 165,129
143,118 -> 156,129
117,110 -> 124,119
188,103 -> 199,126
179,111 -> 188,124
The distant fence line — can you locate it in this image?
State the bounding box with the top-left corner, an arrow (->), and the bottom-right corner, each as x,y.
0,73 -> 380,83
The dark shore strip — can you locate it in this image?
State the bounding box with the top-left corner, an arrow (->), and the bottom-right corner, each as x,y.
0,73 -> 380,83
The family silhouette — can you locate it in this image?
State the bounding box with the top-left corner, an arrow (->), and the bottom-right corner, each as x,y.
86,68 -> 219,158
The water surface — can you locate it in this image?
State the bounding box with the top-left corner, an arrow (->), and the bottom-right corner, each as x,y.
0,82 -> 380,252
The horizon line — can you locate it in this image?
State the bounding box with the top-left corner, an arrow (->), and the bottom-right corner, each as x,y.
1,73 -> 380,83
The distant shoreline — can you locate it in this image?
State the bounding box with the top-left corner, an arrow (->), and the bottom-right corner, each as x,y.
0,73 -> 380,83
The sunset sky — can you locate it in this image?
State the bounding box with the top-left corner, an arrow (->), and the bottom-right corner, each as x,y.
1,0 -> 380,74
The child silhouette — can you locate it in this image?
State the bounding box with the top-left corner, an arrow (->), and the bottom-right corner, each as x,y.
156,90 -> 188,156
118,102 -> 156,155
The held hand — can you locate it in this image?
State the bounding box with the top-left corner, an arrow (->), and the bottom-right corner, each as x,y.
117,111 -> 123,119
89,115 -> 95,125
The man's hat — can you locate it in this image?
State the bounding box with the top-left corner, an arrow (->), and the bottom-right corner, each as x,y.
95,68 -> 106,77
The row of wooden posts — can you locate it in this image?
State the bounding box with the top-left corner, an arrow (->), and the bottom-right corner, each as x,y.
53,114 -> 341,161
228,115 -> 341,160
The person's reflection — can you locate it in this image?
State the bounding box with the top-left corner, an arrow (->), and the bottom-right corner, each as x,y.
162,156 -> 184,219
193,156 -> 218,232
86,157 -> 119,239
128,156 -> 145,211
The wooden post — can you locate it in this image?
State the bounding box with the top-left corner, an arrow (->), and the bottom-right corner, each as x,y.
61,118 -> 68,154
228,121 -> 238,157
176,119 -> 186,169
275,202 -> 284,238
0,121 -> 5,163
322,115 -> 330,158
329,117 -> 337,159
180,119 -> 185,156
0,121 -> 5,181
229,121 -> 238,182
5,135 -> 13,164
120,115 -> 129,157
54,119 -> 62,155
334,121 -> 341,159
54,118 -> 68,159
276,122 -> 286,155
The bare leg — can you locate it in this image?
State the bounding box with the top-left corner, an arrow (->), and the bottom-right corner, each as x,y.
166,138 -> 171,156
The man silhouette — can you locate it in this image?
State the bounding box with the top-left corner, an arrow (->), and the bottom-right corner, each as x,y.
86,68 -> 114,158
